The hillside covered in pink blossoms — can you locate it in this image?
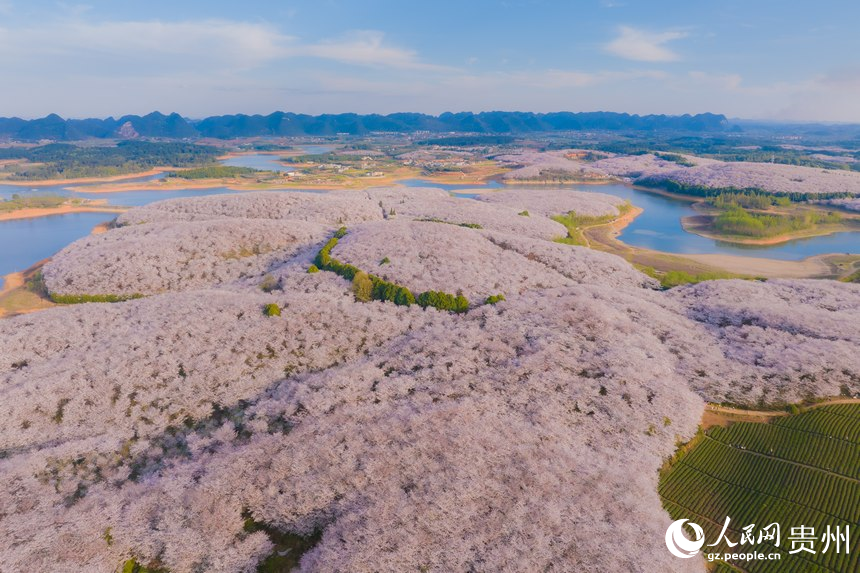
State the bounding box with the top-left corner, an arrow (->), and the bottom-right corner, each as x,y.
2,186 -> 860,573
500,149 -> 860,197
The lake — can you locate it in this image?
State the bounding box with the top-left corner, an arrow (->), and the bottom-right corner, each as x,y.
221,153 -> 293,173
0,154 -> 328,288
401,179 -> 860,260
584,183 -> 860,261
0,212 -> 115,287
3,175 -> 858,290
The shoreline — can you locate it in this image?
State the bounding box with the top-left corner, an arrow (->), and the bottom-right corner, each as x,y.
680,252 -> 836,278
0,214 -> 108,318
581,199 -> 850,279
4,173 -> 858,281
580,204 -> 643,249
0,205 -> 126,222
0,168 -> 170,187
0,270 -> 24,296
91,221 -> 113,234
69,179 -> 345,193
0,258 -> 54,318
0,150 -> 318,189
681,213 -> 860,246
70,170 -> 504,194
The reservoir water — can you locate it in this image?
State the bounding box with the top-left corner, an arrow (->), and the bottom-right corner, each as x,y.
221,153 -> 293,172
0,154 -> 324,288
2,173 -> 859,290
401,179 -> 860,260
583,183 -> 860,261
0,212 -> 115,285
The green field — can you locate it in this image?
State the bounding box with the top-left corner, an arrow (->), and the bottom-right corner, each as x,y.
660,404 -> 860,572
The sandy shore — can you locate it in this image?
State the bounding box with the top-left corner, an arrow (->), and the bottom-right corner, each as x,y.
1,153 -> 298,189
0,168 -> 171,187
70,166 -> 502,194
0,271 -> 23,296
597,205 -> 641,242
0,259 -> 54,318
70,179 -> 346,193
0,205 -> 126,222
680,253 -> 834,278
70,180 -> 239,193
91,221 -> 113,234
0,216 -> 108,317
581,202 -> 851,279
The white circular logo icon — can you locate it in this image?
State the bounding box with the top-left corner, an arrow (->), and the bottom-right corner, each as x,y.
665,519 -> 705,558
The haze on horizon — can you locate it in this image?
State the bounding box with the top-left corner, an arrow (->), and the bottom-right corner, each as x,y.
1,0 -> 859,123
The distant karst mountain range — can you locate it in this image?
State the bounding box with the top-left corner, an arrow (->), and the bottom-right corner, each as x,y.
0,111 -> 729,141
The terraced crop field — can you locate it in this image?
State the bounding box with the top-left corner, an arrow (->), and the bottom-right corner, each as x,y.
660,404 -> 860,572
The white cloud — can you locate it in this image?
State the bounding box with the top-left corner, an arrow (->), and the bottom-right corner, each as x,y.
0,19 -> 290,71
0,18 -> 447,74
1,13 -> 858,122
0,15 -> 456,117
605,26 -> 687,62
299,31 -> 455,72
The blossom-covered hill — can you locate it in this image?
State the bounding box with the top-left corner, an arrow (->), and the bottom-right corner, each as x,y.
2,186 -> 859,572
500,149 -> 860,196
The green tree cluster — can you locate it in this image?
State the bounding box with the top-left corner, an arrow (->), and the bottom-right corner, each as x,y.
417,291 -> 469,313
713,206 -> 841,238
168,165 -> 262,179
0,141 -> 220,180
639,178 -> 853,202
352,272 -> 373,302
263,303 -> 281,317
0,194 -> 69,212
121,559 -> 167,573
314,229 -> 469,312
50,293 -> 144,304
708,191 -> 791,210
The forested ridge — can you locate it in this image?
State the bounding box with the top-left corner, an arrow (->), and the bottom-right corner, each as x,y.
0,111 -> 729,141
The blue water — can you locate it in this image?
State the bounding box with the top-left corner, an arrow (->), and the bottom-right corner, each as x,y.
0,153 -> 343,288
586,184 -> 859,260
3,173 -> 858,291
0,212 -> 115,287
0,172 -> 167,197
400,179 -> 860,260
221,153 -> 293,173
0,182 -> 324,289
1,184 -> 301,208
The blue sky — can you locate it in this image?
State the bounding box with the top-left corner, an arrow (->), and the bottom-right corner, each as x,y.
1,0 -> 859,121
